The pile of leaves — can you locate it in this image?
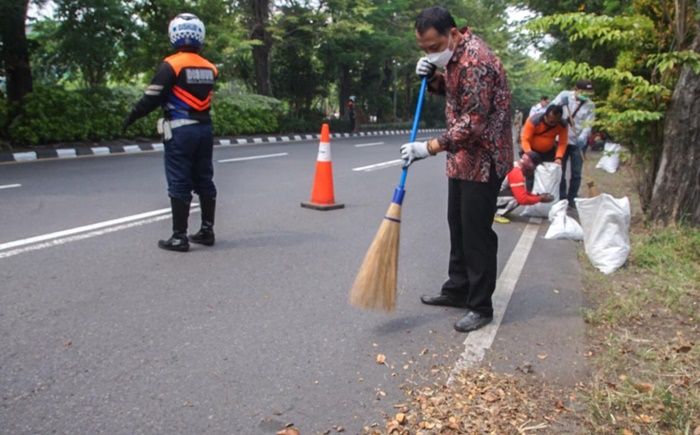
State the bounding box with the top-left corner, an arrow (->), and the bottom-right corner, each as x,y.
364,368 -> 574,434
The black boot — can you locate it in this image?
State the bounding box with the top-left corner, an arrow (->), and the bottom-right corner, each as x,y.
158,197 -> 190,252
189,196 -> 215,246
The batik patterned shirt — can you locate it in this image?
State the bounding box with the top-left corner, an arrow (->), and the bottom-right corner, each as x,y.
430,28 -> 513,182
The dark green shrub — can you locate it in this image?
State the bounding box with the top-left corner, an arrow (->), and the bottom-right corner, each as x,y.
7,86 -> 284,145
212,94 -> 283,136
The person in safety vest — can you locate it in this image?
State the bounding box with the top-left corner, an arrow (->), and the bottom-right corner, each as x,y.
520,104 -> 568,190
123,13 -> 218,252
495,151 -> 554,222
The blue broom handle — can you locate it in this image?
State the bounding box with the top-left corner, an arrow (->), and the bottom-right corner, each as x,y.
399,77 -> 429,190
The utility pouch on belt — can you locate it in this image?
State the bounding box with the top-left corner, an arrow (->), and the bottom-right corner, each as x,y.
157,118 -> 172,141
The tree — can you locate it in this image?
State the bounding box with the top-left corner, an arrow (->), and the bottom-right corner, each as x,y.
244,0 -> 272,95
54,0 -> 137,87
649,10 -> 700,224
527,1 -> 700,224
0,0 -> 33,102
270,1 -> 325,115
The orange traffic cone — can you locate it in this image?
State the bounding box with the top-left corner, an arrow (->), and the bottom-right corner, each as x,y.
301,123 -> 344,211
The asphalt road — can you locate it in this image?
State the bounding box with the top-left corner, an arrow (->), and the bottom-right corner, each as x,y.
0,134 -> 586,434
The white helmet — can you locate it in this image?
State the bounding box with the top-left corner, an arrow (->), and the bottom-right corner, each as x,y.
168,13 -> 205,50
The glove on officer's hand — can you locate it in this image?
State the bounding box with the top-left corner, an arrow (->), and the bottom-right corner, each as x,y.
400,141 -> 430,168
415,57 -> 437,79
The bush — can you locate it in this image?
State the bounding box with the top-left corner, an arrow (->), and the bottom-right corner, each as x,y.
7,86 -> 158,145
211,94 -> 283,136
7,86 -> 284,145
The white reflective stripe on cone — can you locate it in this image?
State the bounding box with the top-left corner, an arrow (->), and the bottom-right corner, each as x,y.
317,142 -> 331,162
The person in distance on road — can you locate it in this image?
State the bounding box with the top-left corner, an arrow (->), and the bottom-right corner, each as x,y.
123,13 -> 218,252
400,6 -> 513,333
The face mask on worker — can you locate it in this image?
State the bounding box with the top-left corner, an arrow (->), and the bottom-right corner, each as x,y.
426,34 -> 454,68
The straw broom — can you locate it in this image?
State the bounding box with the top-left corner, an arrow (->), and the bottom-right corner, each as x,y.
349,78 -> 428,312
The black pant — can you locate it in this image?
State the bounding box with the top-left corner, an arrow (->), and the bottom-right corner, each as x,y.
164,123 -> 217,202
525,147 -> 556,191
441,171 -> 502,316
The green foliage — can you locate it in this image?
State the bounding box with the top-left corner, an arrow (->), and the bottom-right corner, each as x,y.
211,93 -> 283,136
54,0 -> 137,87
527,12 -> 654,48
647,51 -> 700,75
6,86 -> 284,145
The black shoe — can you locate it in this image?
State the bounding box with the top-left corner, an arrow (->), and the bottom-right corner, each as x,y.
189,228 -> 215,246
420,294 -> 468,308
158,233 -> 189,252
454,310 -> 493,333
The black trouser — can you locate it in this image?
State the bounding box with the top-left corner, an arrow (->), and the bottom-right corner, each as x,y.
164,123 -> 217,203
441,170 -> 502,316
525,147 -> 556,191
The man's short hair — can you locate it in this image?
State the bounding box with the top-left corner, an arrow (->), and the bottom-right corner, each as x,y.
541,96 -> 549,101
415,7 -> 456,36
526,151 -> 543,166
545,104 -> 563,117
575,79 -> 594,91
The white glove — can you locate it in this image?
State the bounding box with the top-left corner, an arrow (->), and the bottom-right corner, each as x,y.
400,141 -> 430,167
415,57 -> 436,79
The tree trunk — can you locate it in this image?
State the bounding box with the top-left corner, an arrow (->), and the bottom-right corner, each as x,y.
0,0 -> 33,103
248,0 -> 272,96
648,32 -> 700,225
338,65 -> 350,117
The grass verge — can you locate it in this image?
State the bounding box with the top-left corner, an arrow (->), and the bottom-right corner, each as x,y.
580,152 -> 699,434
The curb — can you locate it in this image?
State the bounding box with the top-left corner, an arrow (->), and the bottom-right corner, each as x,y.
0,129 -> 443,164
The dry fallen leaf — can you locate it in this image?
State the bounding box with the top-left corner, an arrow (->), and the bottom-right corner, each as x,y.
633,382 -> 653,393
636,414 -> 653,424
622,430 -> 633,435
276,428 -> 300,435
376,354 -> 386,365
537,353 -> 548,360
693,425 -> 700,435
395,413 -> 406,424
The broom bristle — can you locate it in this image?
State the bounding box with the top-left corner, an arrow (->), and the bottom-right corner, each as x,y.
349,202 -> 402,312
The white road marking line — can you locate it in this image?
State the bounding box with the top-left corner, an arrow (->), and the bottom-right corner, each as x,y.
448,217 -> 542,383
0,206 -> 200,259
352,159 -> 403,172
0,184 -> 22,190
0,205 -> 197,252
217,152 -> 288,164
354,142 -> 385,148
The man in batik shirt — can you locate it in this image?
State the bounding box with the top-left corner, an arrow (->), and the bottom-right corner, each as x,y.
401,6 -> 513,333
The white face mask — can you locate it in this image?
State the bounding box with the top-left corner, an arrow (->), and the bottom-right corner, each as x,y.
426,34 -> 453,68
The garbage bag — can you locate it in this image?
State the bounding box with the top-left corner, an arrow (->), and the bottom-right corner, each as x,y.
595,142 -> 622,174
545,200 -> 584,240
520,162 -> 562,218
575,194 -> 631,274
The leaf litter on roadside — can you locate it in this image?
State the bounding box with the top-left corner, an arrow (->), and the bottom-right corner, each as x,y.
363,367 -> 570,434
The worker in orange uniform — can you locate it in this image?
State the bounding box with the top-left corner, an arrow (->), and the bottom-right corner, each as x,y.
520,104 -> 567,190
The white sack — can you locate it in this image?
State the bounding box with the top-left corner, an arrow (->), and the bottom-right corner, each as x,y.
545,200 -> 584,240
595,142 -> 622,174
520,162 -> 562,218
575,194 -> 631,274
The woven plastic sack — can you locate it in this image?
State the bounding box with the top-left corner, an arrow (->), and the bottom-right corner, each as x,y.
520,162 -> 562,218
575,194 -> 631,274
545,200 -> 584,240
